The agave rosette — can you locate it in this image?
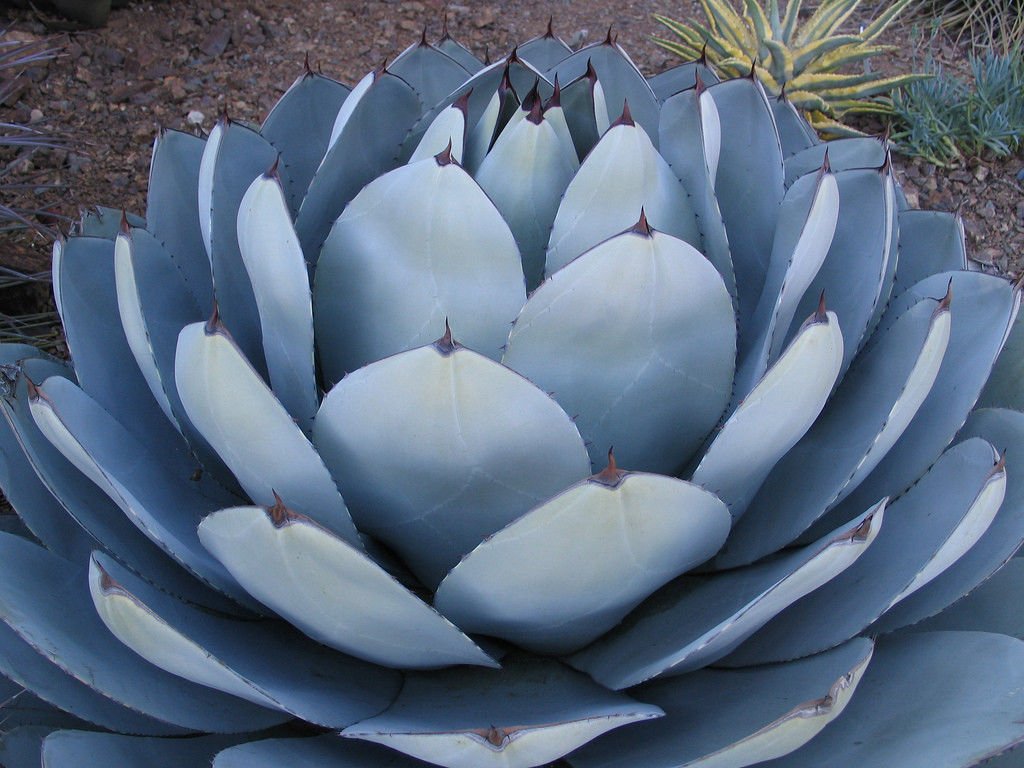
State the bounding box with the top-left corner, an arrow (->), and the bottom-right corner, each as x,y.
1,24 -> 1023,768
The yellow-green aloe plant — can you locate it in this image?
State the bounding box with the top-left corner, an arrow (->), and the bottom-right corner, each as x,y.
654,0 -> 924,135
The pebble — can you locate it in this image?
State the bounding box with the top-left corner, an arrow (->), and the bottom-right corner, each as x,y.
28,108 -> 43,124
186,110 -> 205,125
981,201 -> 997,220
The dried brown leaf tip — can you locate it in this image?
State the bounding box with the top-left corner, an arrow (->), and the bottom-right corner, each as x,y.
453,88 -> 472,116
95,559 -> 120,594
434,318 -> 460,355
267,490 -> 300,528
937,278 -> 953,311
592,447 -> 628,488
991,452 -> 1007,478
204,300 -> 225,335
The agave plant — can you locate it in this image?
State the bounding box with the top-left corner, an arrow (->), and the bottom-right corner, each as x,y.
0,21 -> 1023,768
654,0 -> 924,135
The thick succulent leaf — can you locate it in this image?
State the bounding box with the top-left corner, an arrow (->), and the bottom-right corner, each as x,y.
871,408 -> 1024,634
28,376 -> 257,609
734,167 -> 839,400
0,683 -> 89,733
260,71 -> 351,215
516,28 -> 573,71
723,293 -> 950,563
236,171 -> 318,433
707,76 -> 785,333
828,271 -> 1017,527
175,321 -> 359,545
199,504 -> 495,669
315,156 -> 526,382
763,632 -> 1024,768
145,129 -> 213,309
198,118 -> 280,375
112,227 -> 239,492
505,227 -> 735,474
980,311 -> 1024,412
0,358 -> 237,612
214,735 -> 446,768
314,340 -> 591,588
783,137 -> 886,187
2,727 -> 55,768
42,731 -> 245,768
76,206 -> 145,239
294,70 -> 421,262
58,236 -> 207,487
435,469 -> 730,654
89,550 -> 401,725
558,66 -> 606,160
569,638 -> 873,768
904,558 -> 1024,638
693,309 -> 843,523
0,533 -> 287,732
436,31 -> 484,73
546,121 -> 701,277
570,503 -> 882,690
647,61 -> 720,102
726,438 -> 1004,665
781,167 -> 897,374
408,98 -> 468,164
546,41 -> 660,142
343,655 -> 663,768
475,104 -> 578,291
658,84 -> 737,301
0,621 -> 186,735
389,40 -> 473,108
772,96 -> 818,157
0,349 -> 92,561
893,210 -> 967,295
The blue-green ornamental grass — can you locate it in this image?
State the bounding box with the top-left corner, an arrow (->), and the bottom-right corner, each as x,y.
1,23 -> 1024,768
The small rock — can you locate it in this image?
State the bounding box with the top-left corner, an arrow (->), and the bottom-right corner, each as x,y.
74,66 -> 93,84
165,76 -> 187,101
67,153 -> 92,174
973,164 -> 989,182
199,25 -> 232,57
902,187 -> 920,209
28,108 -> 43,124
473,6 -> 497,28
980,200 -> 997,220
210,7 -> 224,20
186,109 -> 205,125
399,18 -> 419,32
96,46 -> 125,67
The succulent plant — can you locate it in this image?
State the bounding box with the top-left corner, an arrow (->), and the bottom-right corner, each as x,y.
653,0 -> 925,135
1,22 -> 1024,768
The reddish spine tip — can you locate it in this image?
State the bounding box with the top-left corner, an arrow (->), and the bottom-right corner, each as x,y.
631,207 -> 652,237
24,374 -> 40,402
205,301 -> 223,335
96,561 -> 118,593
522,78 -> 541,112
435,139 -> 455,166
699,42 -> 708,65
603,25 -> 614,45
585,58 -> 598,83
747,59 -> 757,79
508,46 -> 521,64
267,492 -> 294,528
453,88 -> 472,116
545,16 -> 555,38
939,277 -> 953,310
375,58 -> 389,77
440,11 -> 451,40
821,147 -> 831,174
527,95 -> 544,124
611,99 -> 634,128
435,318 -> 458,354
420,28 -> 429,47
303,51 -> 314,76
815,291 -> 827,322
849,513 -> 874,543
879,150 -> 892,175
119,208 -> 131,236
694,69 -> 705,94
546,74 -> 562,110
485,727 -> 506,748
994,452 -> 1007,476
265,153 -> 281,179
499,62 -> 514,96
218,106 -> 231,126
593,447 -> 628,487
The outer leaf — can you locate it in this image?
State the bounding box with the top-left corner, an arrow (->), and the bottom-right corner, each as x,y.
88,550 -> 401,724
893,210 -> 967,294
693,308 -> 843,522
175,320 -> 359,545
516,28 -> 573,71
764,632 -> 1024,768
726,438 -> 1004,665
294,70 -> 422,263
783,137 -> 886,186
42,732 -> 244,768
388,40 -> 473,112
199,503 -> 496,669
569,638 -> 873,768
236,171 -> 318,433
506,226 -> 735,474
213,737 -> 428,768
569,504 -> 882,690
342,655 -> 664,768
435,468 -> 730,654
647,61 -> 720,102
314,155 -> 526,382
314,339 -> 591,588
260,71 -> 351,215
0,533 -> 286,733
